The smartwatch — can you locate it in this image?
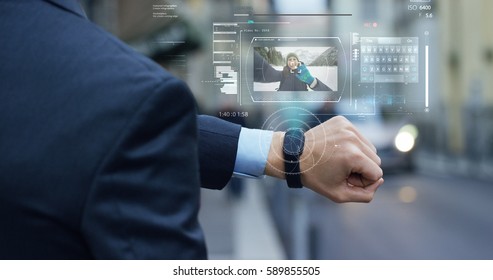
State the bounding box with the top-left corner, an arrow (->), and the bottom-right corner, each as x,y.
282,128 -> 305,188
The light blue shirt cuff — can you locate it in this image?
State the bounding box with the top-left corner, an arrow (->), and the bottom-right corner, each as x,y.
233,128 -> 274,178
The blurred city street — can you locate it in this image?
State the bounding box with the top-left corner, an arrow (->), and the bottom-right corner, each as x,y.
309,171 -> 493,259
199,179 -> 286,260
200,166 -> 493,260
81,0 -> 493,260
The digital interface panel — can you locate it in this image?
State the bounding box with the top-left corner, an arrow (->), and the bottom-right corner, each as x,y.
358,37 -> 419,84
208,1 -> 435,116
245,37 -> 346,103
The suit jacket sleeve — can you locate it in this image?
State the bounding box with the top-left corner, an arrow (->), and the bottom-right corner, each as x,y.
197,115 -> 241,189
82,78 -> 207,259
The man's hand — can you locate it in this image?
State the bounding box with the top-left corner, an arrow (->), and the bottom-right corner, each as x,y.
265,116 -> 384,203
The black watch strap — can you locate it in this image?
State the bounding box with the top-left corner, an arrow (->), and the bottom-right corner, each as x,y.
283,128 -> 305,188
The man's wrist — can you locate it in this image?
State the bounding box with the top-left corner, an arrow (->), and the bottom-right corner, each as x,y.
234,128 -> 273,178
264,131 -> 286,179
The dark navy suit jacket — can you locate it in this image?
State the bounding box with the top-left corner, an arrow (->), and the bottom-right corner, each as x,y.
0,0 -> 240,259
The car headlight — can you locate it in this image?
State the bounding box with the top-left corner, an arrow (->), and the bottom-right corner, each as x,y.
394,124 -> 418,153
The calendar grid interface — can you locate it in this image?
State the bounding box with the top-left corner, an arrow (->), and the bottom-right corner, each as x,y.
360,37 -> 419,83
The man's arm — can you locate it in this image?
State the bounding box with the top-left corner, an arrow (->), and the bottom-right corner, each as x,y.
265,116 -> 383,203
200,113 -> 383,202
82,78 -> 207,259
197,115 -> 241,189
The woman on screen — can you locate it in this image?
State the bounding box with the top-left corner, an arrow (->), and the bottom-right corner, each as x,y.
254,51 -> 332,91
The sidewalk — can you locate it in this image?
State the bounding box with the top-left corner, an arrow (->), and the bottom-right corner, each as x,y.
198,179 -> 285,260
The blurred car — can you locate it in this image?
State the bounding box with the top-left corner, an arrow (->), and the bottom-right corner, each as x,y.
346,113 -> 418,173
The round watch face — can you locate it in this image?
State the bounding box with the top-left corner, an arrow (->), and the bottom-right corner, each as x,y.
283,128 -> 305,156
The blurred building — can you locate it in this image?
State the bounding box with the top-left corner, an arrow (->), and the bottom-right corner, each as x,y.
436,0 -> 493,176
81,0 -> 245,112
333,0 -> 493,178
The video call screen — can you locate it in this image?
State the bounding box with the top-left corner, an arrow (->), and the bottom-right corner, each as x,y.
209,1 -> 435,117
